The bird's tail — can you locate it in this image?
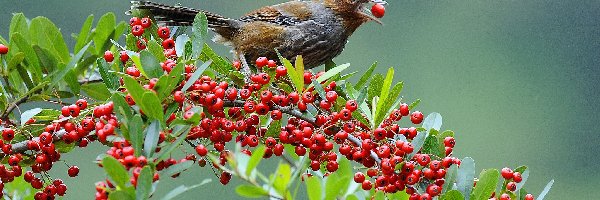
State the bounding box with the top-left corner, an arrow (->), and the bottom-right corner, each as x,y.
128,1 -> 236,28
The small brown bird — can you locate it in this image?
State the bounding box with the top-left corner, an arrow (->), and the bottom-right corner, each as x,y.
130,0 -> 386,69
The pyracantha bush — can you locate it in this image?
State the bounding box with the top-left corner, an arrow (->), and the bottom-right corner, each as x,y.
0,12 -> 553,200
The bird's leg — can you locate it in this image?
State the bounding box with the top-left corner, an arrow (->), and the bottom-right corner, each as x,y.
238,53 -> 252,83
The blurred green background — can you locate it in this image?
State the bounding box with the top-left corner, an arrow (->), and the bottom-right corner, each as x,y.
1,0 -> 599,199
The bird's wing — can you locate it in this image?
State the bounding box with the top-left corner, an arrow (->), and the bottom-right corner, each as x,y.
239,2 -> 314,26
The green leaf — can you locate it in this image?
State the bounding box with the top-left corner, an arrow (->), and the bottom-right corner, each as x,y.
383,82 -> 404,117
7,52 -> 33,89
272,163 -> 292,196
31,109 -> 61,121
161,160 -> 193,178
94,13 -> 116,53
140,50 -> 163,78
136,166 -> 153,200
147,40 -> 166,62
155,125 -> 190,162
154,62 -> 184,100
174,34 -> 190,58
305,176 -> 322,200
109,191 -> 134,200
32,45 -> 59,73
516,169 -> 529,191
98,59 -> 120,91
311,78 -> 327,101
443,165 -> 459,193
81,82 -> 111,101
160,179 -> 211,200
192,13 -> 208,58
355,62 -> 377,90
441,190 -> 465,200
236,185 -> 269,198
64,69 -> 81,94
295,55 -> 305,83
537,179 -> 554,200
471,169 -> 499,200
112,93 -> 133,122
129,115 -> 143,156
11,33 -> 42,83
198,44 -> 232,75
20,108 -> 42,126
422,135 -> 444,158
408,130 -> 427,158
102,156 -> 130,189
278,51 -> 303,93
29,17 -> 69,63
50,42 -> 91,88
181,60 -> 212,92
456,157 -> 475,200
266,119 -> 281,137
409,99 -> 421,110
143,120 -> 161,157
10,13 -> 30,40
438,130 -> 455,158
75,15 -> 94,53
367,74 -> 383,104
123,76 -> 164,120
374,191 -> 386,200
374,67 -> 394,126
246,145 -> 266,177
423,112 -> 443,131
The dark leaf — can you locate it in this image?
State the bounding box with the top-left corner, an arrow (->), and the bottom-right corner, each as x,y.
143,120 -> 161,157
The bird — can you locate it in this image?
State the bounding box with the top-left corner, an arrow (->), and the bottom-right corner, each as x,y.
129,0 -> 386,69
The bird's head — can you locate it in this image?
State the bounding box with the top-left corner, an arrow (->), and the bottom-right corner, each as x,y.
330,0 -> 387,25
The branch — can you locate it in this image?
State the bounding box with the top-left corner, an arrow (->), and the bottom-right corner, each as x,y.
223,100 -> 381,164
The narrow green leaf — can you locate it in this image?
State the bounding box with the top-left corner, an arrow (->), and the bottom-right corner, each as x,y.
31,109 -> 61,121
383,82 -> 404,117
129,115 -> 143,156
154,62 -> 184,100
140,50 -> 163,78
367,74 -> 384,103
192,13 -> 208,58
277,51 -> 303,93
143,120 -> 161,157
32,45 -> 59,73
308,63 -> 350,89
443,165 -> 459,193
456,157 -> 475,200
94,13 -> 116,53
98,59 -> 120,91
311,79 -> 327,101
246,145 -> 266,177
198,44 -> 232,75
64,69 -> 81,94
147,40 -> 166,62
471,169 -> 499,200
409,99 -> 421,110
374,67 -> 394,126
160,179 -> 211,200
50,42 -> 91,88
265,119 -> 281,137
102,156 -> 129,189
236,184 -> 269,198
81,82 -> 111,101
355,62 -> 377,90
181,60 -> 212,92
11,33 -> 42,83
155,125 -> 190,162
441,190 -> 465,200
123,76 -> 164,120
516,169 -> 530,191
295,55 -> 305,83
108,191 -> 134,200
75,15 -> 94,53
111,93 -> 133,122
136,166 -> 153,200
422,135 -> 444,158
161,160 -> 193,178
537,179 -> 554,200
305,176 -> 322,200
272,163 -> 292,196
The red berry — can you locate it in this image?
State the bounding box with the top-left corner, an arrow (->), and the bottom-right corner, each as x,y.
325,91 -> 338,102
255,57 -> 268,68
326,161 -> 338,172
162,38 -> 175,49
500,193 -> 511,200
513,172 -> 523,183
120,51 -> 129,63
444,137 -> 455,148
131,25 -> 144,37
267,60 -> 277,68
354,172 -> 365,183
501,167 -> 514,179
141,17 -> 152,28
506,181 -> 517,191
129,17 -> 142,26
68,166 -> 80,177
76,99 -> 88,110
524,194 -> 534,200
103,51 -> 114,63
371,4 -> 386,18
195,145 -> 208,156
2,128 -> 15,141
361,180 -> 372,190
174,91 -> 185,103
411,111 -> 424,124
220,172 -> 231,185
0,44 -> 8,54
157,27 -> 171,39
